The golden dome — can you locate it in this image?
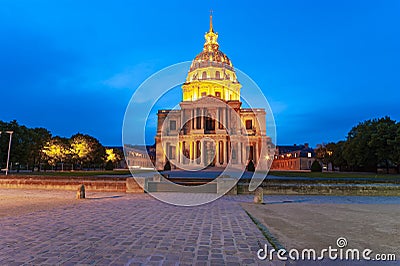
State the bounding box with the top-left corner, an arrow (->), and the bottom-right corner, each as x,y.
182,13 -> 241,102
188,13 -> 236,80
190,50 -> 233,72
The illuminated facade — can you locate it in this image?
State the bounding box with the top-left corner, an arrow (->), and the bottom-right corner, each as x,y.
155,14 -> 272,171
125,145 -> 156,170
271,144 -> 316,171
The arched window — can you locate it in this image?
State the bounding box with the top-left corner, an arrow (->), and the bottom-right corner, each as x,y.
215,71 -> 220,79
202,71 -> 207,79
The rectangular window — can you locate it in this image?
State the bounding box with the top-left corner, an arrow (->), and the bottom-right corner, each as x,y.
169,120 -> 176,130
245,120 -> 252,129
169,146 -> 176,159
215,92 -> 221,98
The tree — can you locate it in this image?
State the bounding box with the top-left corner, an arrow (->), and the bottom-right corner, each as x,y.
315,143 -> 335,170
343,119 -> 378,171
395,124 -> 400,173
368,117 -> 397,173
42,137 -> 70,170
342,117 -> 398,172
105,148 -> 123,169
0,120 -> 31,170
70,133 -> 105,169
0,120 -> 111,172
330,141 -> 347,171
27,127 -> 52,171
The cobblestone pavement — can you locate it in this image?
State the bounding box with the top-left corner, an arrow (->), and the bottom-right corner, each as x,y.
0,193 -> 276,265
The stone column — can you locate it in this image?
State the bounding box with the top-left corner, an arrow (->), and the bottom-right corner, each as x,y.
179,142 -> 182,165
193,141 -> 196,164
224,140 -> 228,165
221,108 -> 225,129
200,108 -> 204,129
175,142 -> 179,162
195,140 -> 201,164
217,108 -> 220,129
215,140 -> 219,166
225,108 -> 229,130
192,109 -> 195,129
237,142 -> 241,166
181,110 -> 185,134
226,140 -> 231,164
189,141 -> 193,164
255,142 -> 259,165
201,140 -> 205,166
225,108 -> 228,129
243,143 -> 247,164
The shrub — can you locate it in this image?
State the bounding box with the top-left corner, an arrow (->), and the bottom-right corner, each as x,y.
105,160 -> 114,170
311,160 -> 322,172
164,160 -> 171,171
247,160 -> 255,172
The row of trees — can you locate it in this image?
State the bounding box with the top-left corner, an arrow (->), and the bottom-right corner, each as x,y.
0,120 -> 123,171
316,117 -> 400,173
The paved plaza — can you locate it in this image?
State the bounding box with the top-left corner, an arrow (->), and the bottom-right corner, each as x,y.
1,189 -> 399,265
0,189 -> 274,265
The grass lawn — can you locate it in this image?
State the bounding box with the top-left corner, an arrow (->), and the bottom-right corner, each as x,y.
268,171 -> 400,179
5,169 -> 154,177
5,169 -> 400,179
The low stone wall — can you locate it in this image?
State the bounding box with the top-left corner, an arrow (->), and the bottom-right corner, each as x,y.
0,175 -> 134,193
126,177 -> 145,193
238,183 -> 400,196
1,175 -> 399,196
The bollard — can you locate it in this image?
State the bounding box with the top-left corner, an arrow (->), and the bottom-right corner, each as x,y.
153,174 -> 162,182
253,187 -> 263,204
76,184 -> 85,199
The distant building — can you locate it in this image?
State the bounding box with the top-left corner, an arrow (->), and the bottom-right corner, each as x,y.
271,143 -> 316,171
124,145 -> 156,170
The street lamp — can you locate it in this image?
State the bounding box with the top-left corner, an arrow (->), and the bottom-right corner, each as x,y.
0,131 -> 13,176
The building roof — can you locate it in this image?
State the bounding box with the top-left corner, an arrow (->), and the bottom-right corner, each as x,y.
276,144 -> 315,158
124,144 -> 156,157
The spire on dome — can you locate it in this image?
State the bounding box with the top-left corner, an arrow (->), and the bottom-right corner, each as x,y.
209,10 -> 214,33
204,11 -> 219,51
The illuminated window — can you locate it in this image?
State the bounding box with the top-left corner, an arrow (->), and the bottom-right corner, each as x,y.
307,152 -> 312,158
169,120 -> 176,130
215,92 -> 221,98
245,120 -> 252,129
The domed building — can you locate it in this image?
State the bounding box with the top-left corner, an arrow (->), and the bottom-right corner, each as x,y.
155,14 -> 271,171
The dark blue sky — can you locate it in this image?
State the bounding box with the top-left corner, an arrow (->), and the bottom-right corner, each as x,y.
1,0 -> 399,147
